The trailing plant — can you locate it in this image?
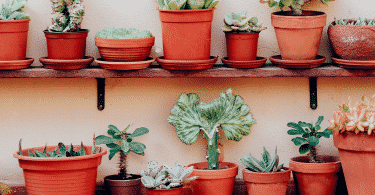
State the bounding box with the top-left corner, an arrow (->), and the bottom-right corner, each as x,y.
330,18 -> 375,27
0,182 -> 13,195
222,11 -> 266,33
95,28 -> 153,39
48,0 -> 85,32
168,88 -> 256,170
158,0 -> 219,10
260,0 -> 332,16
140,161 -> 198,190
95,125 -> 149,180
0,0 -> 29,20
240,147 -> 283,172
287,116 -> 332,163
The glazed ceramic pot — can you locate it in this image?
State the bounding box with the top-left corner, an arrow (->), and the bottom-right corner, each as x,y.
0,19 -> 30,61
225,32 -> 259,61
271,11 -> 327,60
146,187 -> 183,195
104,174 -> 142,195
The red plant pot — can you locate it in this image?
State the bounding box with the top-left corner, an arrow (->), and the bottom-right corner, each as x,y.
146,187 -> 183,195
0,19 -> 30,61
225,32 -> 259,61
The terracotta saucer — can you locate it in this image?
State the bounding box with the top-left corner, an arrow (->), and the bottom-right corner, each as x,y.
0,58 -> 34,70
95,57 -> 155,70
270,55 -> 326,69
222,57 -> 267,69
332,57 -> 375,69
156,56 -> 218,70
39,56 -> 94,70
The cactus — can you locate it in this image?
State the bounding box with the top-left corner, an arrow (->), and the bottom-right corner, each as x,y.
240,147 -> 283,172
223,11 -> 266,33
168,88 -> 255,170
287,116 -> 332,163
95,125 -> 149,180
158,0 -> 219,10
95,28 -> 153,39
329,18 -> 375,27
260,0 -> 331,16
140,161 -> 198,190
48,0 -> 85,32
0,0 -> 29,20
0,182 -> 13,195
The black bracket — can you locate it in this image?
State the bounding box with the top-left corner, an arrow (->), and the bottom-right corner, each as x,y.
309,77 -> 317,110
97,78 -> 105,111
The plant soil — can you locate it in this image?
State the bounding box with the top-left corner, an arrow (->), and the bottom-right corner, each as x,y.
105,174 -> 141,181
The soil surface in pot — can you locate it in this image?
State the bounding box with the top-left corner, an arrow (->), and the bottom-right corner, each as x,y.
105,174 -> 141,180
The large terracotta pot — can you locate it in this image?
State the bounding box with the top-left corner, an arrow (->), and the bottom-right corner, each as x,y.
187,162 -> 238,195
0,19 -> 30,61
146,187 -> 183,195
225,32 -> 259,61
158,8 -> 214,60
271,11 -> 327,60
44,30 -> 89,60
289,155 -> 341,195
13,145 -> 107,195
242,167 -> 291,195
104,174 -> 142,195
333,131 -> 375,195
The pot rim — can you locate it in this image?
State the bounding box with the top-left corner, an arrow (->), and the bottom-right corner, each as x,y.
289,155 -> 341,173
95,36 -> 155,41
0,18 -> 30,23
157,8 -> 215,13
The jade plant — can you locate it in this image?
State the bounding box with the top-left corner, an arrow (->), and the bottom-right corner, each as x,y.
95,125 -> 149,180
168,88 -> 256,170
95,28 -> 153,39
260,0 -> 331,16
330,18 -> 375,27
223,12 -> 266,33
48,0 -> 85,32
240,147 -> 283,172
0,182 -> 13,195
158,0 -> 219,10
0,0 -> 29,20
287,116 -> 332,163
140,161 -> 198,190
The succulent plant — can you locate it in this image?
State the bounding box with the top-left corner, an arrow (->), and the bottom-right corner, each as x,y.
0,182 -> 13,195
222,12 -> 266,33
0,0 -> 29,20
330,18 -> 375,27
95,28 -> 153,39
260,0 -> 331,16
240,147 -> 283,173
158,0 -> 219,10
48,0 -> 85,32
140,161 -> 198,190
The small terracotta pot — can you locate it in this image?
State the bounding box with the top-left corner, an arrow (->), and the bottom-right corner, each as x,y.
95,36 -> 155,61
44,30 -> 89,60
104,174 -> 142,195
271,11 -> 327,60
187,162 -> 238,195
242,167 -> 291,195
146,187 -> 183,195
225,32 -> 259,61
0,19 -> 30,61
289,155 -> 341,195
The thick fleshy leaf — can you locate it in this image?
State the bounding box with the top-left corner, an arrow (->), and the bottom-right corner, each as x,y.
315,116 -> 324,126
224,13 -> 233,25
287,129 -> 305,135
121,140 -> 130,153
291,137 -> 307,146
129,142 -> 146,155
130,127 -> 149,137
109,146 -> 120,160
186,0 -> 205,9
95,135 -> 116,145
307,136 -> 320,146
287,122 -> 305,133
299,144 -> 311,155
107,125 -> 121,137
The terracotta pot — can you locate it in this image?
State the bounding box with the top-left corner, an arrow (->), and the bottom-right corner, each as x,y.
242,167 -> 291,195
95,36 -> 155,61
187,162 -> 238,195
158,8 -> 214,60
44,30 -> 89,60
0,19 -> 30,61
333,131 -> 375,195
225,32 -> 259,61
104,174 -> 142,195
271,11 -> 327,60
289,155 -> 341,195
146,187 -> 183,195
13,145 -> 107,195
328,23 -> 375,60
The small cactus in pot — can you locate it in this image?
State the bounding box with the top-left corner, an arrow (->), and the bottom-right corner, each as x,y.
48,0 -> 85,32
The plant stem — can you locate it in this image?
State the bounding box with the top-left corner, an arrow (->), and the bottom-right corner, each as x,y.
119,151 -> 127,180
289,0 -> 312,16
207,131 -> 219,170
309,145 -> 317,163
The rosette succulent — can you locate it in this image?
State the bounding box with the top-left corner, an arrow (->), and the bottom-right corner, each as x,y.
330,18 -> 375,27
158,0 -> 219,10
48,0 -> 85,32
241,147 -> 283,172
0,0 -> 29,20
260,0 -> 332,16
95,28 -> 153,39
223,12 -> 266,33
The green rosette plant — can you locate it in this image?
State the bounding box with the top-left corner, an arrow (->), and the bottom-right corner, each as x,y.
168,88 -> 256,170
95,28 -> 153,39
240,147 -> 283,172
0,0 -> 29,20
330,18 -> 375,27
158,0 -> 219,10
260,0 -> 332,16
222,11 -> 266,33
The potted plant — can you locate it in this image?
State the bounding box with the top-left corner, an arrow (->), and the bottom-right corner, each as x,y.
94,27 -> 156,70
13,138 -> 107,195
240,147 -> 291,195
0,182 -> 14,195
287,116 -> 341,195
95,124 -> 149,195
156,0 -> 220,70
140,161 -> 198,195
168,88 -> 256,195
222,11 -> 267,68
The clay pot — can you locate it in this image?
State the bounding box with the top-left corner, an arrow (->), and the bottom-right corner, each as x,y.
225,32 -> 259,61
328,23 -> 375,60
0,19 -> 30,61
13,145 -> 107,195
146,187 -> 183,195
187,162 -> 238,195
242,167 -> 291,195
158,8 -> 214,60
44,30 -> 89,60
271,11 -> 327,60
95,36 -> 155,61
289,155 -> 341,195
104,174 -> 142,195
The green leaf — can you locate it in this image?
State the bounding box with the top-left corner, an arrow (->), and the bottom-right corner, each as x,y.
121,140 -> 130,154
33,148 -> 48,157
307,136 -> 320,146
262,147 -> 271,164
58,142 -> 66,157
315,116 -> 324,126
28,149 -> 35,157
287,129 -> 305,135
130,127 -> 149,137
129,142 -> 146,155
302,133 -> 310,138
281,0 -> 292,7
291,137 -> 307,146
319,128 -> 332,138
287,122 -> 306,133
224,13 -> 233,25
108,147 -> 120,160
107,125 -> 121,137
298,121 -> 311,128
299,144 -> 311,155
95,135 -> 116,145
106,143 -> 119,148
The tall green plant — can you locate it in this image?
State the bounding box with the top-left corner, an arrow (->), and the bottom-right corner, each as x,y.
260,0 -> 331,16
168,89 -> 256,170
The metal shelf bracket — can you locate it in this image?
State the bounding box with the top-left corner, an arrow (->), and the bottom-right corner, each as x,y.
310,77 -> 317,110
97,78 -> 105,111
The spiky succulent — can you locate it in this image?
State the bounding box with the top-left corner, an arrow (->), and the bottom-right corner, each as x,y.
260,0 -> 331,16
223,12 -> 266,33
330,18 -> 375,27
0,0 -> 29,20
240,147 -> 283,173
48,0 -> 85,32
158,0 -> 219,10
95,28 -> 153,39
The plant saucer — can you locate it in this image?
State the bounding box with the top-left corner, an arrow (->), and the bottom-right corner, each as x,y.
39,56 -> 94,70
332,57 -> 375,69
156,56 -> 218,70
95,57 -> 155,70
270,55 -> 326,69
0,58 -> 34,70
222,57 -> 267,69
